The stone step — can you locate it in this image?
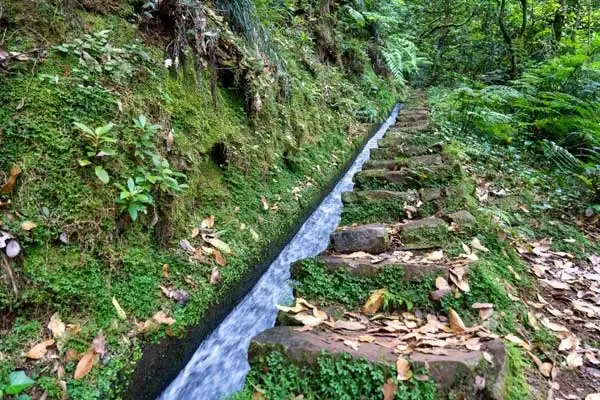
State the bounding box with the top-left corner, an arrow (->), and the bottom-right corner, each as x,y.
249,326 -> 507,399
354,163 -> 459,191
370,143 -> 442,160
330,223 -> 389,254
363,154 -> 443,171
331,216 -> 454,253
392,122 -> 431,132
379,133 -> 444,148
341,189 -> 417,204
309,254 -> 449,281
398,217 -> 450,250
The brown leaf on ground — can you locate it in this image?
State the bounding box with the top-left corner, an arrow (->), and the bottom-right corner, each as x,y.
293,313 -> 325,327
382,379 -> 397,400
214,249 -> 227,266
162,264 -> 170,278
448,309 -> 466,332
0,164 -> 22,194
261,196 -> 269,211
26,339 -> 55,359
435,276 -> 450,290
48,314 -> 66,341
359,335 -> 376,343
74,350 -> 96,379
505,334 -> 532,351
362,289 -> 386,314
210,267 -> 221,285
396,357 -> 412,381
343,340 -> 360,351
21,221 -> 37,231
153,311 -> 176,325
112,297 -> 127,321
472,303 -> 494,320
566,352 -> 583,369
335,320 -> 366,331
201,215 -> 215,230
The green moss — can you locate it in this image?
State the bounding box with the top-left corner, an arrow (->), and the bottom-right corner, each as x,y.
503,345 -> 531,400
230,351 -> 437,400
293,259 -> 435,311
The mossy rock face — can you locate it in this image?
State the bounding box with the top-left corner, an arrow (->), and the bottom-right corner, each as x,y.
248,327 -> 507,399
399,217 -> 453,249
330,223 -> 389,254
370,143 -> 442,160
354,162 -> 462,192
340,190 -> 421,225
313,254 -> 449,281
342,189 -> 417,204
378,132 -> 444,148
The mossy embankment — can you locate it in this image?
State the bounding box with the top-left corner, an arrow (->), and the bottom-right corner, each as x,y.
0,0 -> 403,398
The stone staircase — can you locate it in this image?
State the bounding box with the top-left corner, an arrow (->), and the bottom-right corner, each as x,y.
246,101 -> 508,399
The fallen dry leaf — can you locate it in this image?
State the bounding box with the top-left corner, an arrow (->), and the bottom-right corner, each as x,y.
335,320 -> 366,331
471,237 -> 489,252
472,303 -> 494,320
210,267 -> 221,285
0,164 -> 22,194
214,249 -> 227,266
26,339 -> 55,359
48,314 -> 66,341
153,311 -> 176,325
343,340 -> 360,351
201,215 -> 215,230
293,313 -> 325,327
359,335 -> 376,343
92,334 -> 106,358
505,334 -> 532,351
112,297 -> 127,321
203,236 -> 232,254
396,357 -> 412,381
382,379 -> 397,400
566,352 -> 583,369
261,196 -> 269,211
585,394 -> 600,400
424,250 -> 444,261
74,350 -> 96,379
362,289 -> 386,314
435,276 -> 450,290
21,221 -> 37,231
448,309 -> 466,332
559,334 -> 579,352
162,263 -> 170,278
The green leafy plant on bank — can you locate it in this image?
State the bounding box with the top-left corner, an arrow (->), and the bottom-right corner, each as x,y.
74,122 -> 116,184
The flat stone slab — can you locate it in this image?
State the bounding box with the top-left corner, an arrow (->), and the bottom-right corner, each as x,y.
354,164 -> 457,191
364,154 -> 443,171
313,254 -> 449,281
331,223 -> 389,254
250,327 -> 506,399
399,217 -> 451,249
341,189 -> 417,204
370,143 -> 443,160
420,187 -> 443,202
448,210 -> 477,226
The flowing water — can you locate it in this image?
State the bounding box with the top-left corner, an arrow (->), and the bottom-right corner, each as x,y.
159,104 -> 401,400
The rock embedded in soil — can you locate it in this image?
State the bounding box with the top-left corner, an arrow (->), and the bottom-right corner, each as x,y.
399,217 -> 450,249
447,210 -> 477,227
330,223 -> 389,254
249,326 -> 507,399
370,143 -> 443,160
310,254 -> 449,281
341,189 -> 417,204
420,187 -> 443,202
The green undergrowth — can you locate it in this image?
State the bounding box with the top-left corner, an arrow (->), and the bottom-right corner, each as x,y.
0,0 -> 404,397
503,345 -> 531,400
230,350 -> 437,400
292,259 -> 435,312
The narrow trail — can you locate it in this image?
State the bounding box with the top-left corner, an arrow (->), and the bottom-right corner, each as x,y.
244,94 -> 600,400
248,95 -> 509,398
159,106 -> 402,399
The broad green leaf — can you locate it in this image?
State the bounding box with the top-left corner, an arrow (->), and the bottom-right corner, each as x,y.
95,123 -> 114,136
78,159 -> 92,167
94,166 -> 110,184
6,371 -> 34,395
73,122 -> 94,135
